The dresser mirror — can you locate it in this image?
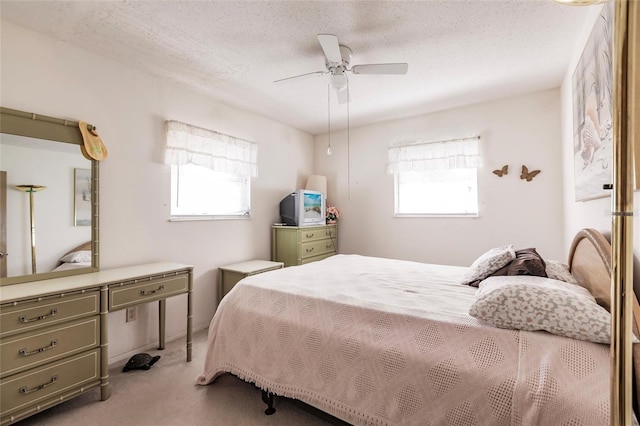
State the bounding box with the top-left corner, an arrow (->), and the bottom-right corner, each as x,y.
0,107 -> 99,285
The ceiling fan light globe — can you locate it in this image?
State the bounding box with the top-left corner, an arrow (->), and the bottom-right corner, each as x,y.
329,73 -> 348,90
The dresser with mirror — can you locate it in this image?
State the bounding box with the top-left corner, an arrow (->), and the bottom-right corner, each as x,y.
0,108 -> 193,425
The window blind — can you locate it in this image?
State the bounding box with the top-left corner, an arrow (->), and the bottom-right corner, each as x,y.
387,136 -> 480,173
165,120 -> 258,177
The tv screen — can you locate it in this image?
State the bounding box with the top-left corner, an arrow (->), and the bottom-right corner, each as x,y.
303,192 -> 323,219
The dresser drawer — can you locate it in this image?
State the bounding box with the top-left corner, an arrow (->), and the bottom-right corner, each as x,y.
301,252 -> 336,264
0,317 -> 99,379
301,239 -> 337,259
0,292 -> 100,338
109,274 -> 188,310
300,226 -> 335,242
0,348 -> 100,421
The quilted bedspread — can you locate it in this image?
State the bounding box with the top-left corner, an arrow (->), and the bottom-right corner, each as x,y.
197,254 -> 611,425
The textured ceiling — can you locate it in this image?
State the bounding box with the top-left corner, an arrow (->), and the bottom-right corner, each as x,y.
0,1 -> 591,135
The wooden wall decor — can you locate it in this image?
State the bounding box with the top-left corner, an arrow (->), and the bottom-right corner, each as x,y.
520,165 -> 541,182
492,165 -> 508,177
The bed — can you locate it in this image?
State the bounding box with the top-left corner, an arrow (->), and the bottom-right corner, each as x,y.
197,229 -> 640,425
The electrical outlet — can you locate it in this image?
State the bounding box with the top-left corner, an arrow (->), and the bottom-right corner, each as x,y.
126,307 -> 137,322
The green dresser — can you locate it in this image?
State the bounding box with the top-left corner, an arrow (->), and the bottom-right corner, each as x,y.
271,224 -> 338,267
0,262 -> 193,425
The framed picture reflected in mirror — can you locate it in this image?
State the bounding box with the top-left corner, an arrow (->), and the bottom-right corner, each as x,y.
74,168 -> 91,226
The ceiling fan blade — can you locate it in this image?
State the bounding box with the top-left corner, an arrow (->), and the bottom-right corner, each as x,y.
350,63 -> 409,75
274,70 -> 327,85
336,88 -> 351,104
317,34 -> 342,63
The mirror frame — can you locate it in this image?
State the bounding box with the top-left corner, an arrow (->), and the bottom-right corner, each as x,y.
0,107 -> 99,285
633,1 -> 640,190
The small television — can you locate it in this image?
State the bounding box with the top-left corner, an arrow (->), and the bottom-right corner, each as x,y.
279,189 -> 326,227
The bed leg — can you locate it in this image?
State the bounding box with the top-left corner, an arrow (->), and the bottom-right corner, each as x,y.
261,390 -> 276,415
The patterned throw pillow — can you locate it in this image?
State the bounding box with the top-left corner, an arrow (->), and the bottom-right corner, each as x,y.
469,276 -> 611,344
460,245 -> 516,286
544,259 -> 578,284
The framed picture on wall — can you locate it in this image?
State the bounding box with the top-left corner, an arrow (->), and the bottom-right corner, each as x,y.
571,2 -> 613,201
74,168 -> 91,226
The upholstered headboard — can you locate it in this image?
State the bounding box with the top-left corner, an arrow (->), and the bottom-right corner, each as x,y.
64,241 -> 92,255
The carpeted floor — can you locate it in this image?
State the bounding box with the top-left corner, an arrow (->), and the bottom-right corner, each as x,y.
15,329 -> 348,426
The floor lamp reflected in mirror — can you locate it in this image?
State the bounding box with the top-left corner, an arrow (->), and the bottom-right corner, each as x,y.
15,184 -> 46,274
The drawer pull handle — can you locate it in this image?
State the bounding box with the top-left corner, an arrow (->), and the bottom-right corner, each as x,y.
19,340 -> 58,357
326,244 -> 332,249
19,308 -> 58,323
140,285 -> 165,296
19,375 -> 58,395
306,247 -> 314,253
305,233 -> 314,238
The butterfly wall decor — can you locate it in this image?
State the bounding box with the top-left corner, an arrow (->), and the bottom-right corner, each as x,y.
520,165 -> 541,182
492,165 -> 508,177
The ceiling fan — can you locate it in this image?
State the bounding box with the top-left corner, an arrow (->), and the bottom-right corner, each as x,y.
274,34 -> 409,104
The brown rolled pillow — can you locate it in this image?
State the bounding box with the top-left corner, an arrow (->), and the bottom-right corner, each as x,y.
469,248 -> 547,287
491,248 -> 547,277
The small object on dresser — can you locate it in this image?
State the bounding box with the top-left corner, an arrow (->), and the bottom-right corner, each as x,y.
122,353 -> 161,372
326,205 -> 339,224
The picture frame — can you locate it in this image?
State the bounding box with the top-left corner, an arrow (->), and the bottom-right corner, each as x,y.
571,2 -> 613,201
74,168 -> 91,226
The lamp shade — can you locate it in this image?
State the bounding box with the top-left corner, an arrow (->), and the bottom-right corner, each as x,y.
305,175 -> 327,198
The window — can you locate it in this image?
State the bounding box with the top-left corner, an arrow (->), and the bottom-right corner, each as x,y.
165,121 -> 257,220
388,136 -> 480,217
395,169 -> 478,216
170,164 -> 250,218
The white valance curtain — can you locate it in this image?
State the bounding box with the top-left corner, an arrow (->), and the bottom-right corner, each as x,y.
387,136 -> 481,173
164,120 -> 258,177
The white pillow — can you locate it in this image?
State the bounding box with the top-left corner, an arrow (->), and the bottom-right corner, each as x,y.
460,245 -> 516,286
59,250 -> 92,263
469,275 -> 611,344
544,259 -> 578,284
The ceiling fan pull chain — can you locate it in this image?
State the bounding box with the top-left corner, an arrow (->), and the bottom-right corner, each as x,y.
347,76 -> 350,200
327,84 -> 332,156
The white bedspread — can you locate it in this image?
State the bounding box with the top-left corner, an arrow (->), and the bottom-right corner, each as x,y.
197,254 -> 610,425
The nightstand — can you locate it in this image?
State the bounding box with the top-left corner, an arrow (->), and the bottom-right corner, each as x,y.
218,260 -> 284,302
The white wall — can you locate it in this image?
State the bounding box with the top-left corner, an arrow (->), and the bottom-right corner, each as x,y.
560,4 -> 640,295
314,89 -> 566,266
1,20 -> 315,362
